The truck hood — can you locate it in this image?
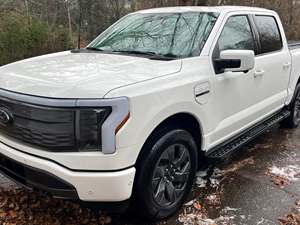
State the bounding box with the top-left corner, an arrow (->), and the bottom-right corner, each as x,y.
0,51 -> 182,98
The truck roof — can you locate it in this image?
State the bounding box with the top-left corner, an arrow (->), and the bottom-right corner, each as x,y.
136,6 -> 273,14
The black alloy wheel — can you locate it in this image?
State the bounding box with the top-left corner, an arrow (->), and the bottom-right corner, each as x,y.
152,143 -> 191,207
281,83 -> 300,128
134,128 -> 198,220
292,90 -> 300,125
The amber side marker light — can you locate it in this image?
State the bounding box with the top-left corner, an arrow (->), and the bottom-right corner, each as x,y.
115,113 -> 130,134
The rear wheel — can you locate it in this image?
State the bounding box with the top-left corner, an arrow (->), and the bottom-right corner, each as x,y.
281,84 -> 300,128
134,128 -> 198,220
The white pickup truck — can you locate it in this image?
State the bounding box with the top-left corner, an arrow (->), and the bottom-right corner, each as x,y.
0,6 -> 300,220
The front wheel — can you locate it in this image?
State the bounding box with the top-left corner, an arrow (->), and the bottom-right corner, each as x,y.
281,83 -> 300,128
133,128 -> 198,220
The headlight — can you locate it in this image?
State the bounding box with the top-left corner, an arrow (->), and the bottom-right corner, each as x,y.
77,107 -> 112,151
76,97 -> 130,154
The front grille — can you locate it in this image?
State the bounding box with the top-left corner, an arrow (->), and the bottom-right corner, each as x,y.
0,96 -> 76,151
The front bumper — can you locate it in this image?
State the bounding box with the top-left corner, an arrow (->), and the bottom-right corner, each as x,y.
0,141 -> 136,202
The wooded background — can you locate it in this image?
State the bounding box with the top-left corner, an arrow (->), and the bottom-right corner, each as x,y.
0,0 -> 299,66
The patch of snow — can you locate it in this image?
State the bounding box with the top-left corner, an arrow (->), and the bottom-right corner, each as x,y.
209,178 -> 221,188
215,215 -> 237,223
179,213 -> 238,225
196,177 -> 207,188
196,169 -> 209,178
256,217 -> 277,225
184,199 -> 196,206
209,168 -> 225,188
269,165 -> 300,182
206,194 -> 217,201
211,168 -> 224,178
205,193 -> 221,206
178,213 -> 216,225
221,207 -> 241,213
195,169 -> 210,188
195,167 -> 225,188
179,205 -> 241,225
240,215 -> 246,220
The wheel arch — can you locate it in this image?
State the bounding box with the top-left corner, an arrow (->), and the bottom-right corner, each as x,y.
135,112 -> 204,167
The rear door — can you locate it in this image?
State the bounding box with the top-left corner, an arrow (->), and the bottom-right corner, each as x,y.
251,14 -> 291,114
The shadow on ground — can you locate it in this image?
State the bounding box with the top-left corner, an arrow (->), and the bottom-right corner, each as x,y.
0,125 -> 300,225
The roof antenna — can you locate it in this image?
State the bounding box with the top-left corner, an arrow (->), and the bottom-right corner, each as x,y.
77,0 -> 82,49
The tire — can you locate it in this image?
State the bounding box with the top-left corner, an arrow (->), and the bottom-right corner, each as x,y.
281,83 -> 300,128
133,128 -> 198,221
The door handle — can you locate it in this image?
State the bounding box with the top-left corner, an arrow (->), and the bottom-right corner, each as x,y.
283,62 -> 291,69
254,70 -> 265,78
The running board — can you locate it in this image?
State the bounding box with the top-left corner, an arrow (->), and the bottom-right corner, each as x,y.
206,110 -> 290,160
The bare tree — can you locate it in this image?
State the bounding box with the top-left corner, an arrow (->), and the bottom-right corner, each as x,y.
65,0 -> 72,38
23,0 -> 31,24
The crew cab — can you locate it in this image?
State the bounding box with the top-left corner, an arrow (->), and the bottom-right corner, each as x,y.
0,6 -> 300,220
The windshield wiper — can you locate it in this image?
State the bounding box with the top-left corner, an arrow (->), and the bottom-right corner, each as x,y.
149,53 -> 178,60
112,50 -> 156,56
112,50 -> 178,60
86,47 -> 105,52
71,47 -> 107,53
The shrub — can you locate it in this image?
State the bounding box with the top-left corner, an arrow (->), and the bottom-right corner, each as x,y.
0,12 -> 74,66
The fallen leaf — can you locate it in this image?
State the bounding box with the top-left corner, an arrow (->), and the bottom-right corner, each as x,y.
270,175 -> 290,188
8,210 -> 17,218
279,212 -> 300,225
193,201 -> 202,210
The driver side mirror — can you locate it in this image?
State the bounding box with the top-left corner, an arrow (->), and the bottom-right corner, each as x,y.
214,50 -> 255,74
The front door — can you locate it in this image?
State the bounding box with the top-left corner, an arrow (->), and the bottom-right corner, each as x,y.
208,14 -> 261,147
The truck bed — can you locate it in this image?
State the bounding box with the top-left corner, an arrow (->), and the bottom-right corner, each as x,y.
288,41 -> 300,50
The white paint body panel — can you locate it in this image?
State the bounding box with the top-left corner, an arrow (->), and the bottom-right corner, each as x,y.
0,140 -> 135,201
0,6 -> 299,202
0,51 -> 181,98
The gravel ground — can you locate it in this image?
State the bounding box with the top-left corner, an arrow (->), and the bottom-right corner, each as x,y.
0,125 -> 300,225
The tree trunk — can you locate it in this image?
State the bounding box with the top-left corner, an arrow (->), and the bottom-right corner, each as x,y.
195,0 -> 209,5
77,0 -> 82,49
24,0 -> 31,24
289,0 -> 294,26
66,0 -> 73,41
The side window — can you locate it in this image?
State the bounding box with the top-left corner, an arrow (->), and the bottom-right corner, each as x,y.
217,16 -> 255,54
254,16 -> 282,54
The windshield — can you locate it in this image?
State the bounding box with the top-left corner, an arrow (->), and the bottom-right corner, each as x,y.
88,12 -> 219,59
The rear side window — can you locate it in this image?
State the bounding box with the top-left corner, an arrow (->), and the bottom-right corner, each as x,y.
217,15 -> 255,53
254,16 -> 282,54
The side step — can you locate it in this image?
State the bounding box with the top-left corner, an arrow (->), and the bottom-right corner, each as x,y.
206,110 -> 290,160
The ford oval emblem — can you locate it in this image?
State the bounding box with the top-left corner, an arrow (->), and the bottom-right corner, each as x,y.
0,107 -> 13,124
